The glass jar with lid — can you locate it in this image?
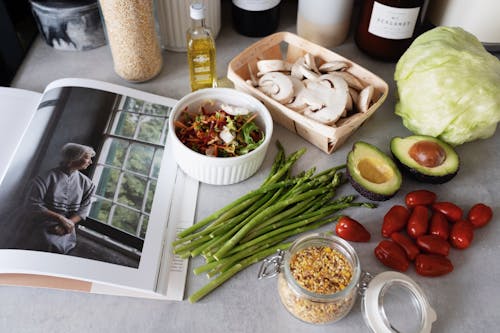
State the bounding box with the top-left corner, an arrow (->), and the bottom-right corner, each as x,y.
99,0 -> 163,82
259,232 -> 437,331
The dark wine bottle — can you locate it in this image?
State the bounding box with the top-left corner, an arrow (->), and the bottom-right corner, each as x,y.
355,0 -> 425,61
231,0 -> 281,37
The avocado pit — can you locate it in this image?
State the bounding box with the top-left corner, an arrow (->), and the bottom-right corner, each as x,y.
409,140 -> 446,168
391,135 -> 459,184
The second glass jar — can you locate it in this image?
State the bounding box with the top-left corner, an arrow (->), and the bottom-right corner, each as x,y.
277,233 -> 361,324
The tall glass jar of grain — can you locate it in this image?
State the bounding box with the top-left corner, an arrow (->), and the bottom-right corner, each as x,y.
258,233 -> 438,331
99,0 -> 162,82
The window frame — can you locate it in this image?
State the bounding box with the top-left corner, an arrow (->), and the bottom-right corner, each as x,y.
85,95 -> 172,250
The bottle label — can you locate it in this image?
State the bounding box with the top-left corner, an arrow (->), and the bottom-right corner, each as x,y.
191,53 -> 212,77
368,2 -> 420,40
232,0 -> 280,11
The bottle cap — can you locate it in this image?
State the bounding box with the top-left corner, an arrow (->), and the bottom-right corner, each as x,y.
190,2 -> 205,20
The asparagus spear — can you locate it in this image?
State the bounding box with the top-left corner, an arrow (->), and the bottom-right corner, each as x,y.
188,242 -> 292,303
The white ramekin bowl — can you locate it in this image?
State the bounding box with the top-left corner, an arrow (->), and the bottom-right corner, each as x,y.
168,88 -> 274,185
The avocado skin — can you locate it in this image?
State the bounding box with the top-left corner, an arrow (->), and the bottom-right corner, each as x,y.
392,155 -> 459,184
346,167 -> 398,201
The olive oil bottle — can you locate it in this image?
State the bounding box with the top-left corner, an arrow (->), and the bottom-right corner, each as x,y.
187,3 -> 217,91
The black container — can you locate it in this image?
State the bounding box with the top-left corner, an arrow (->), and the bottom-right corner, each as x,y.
0,0 -> 38,85
231,0 -> 281,37
29,0 -> 106,51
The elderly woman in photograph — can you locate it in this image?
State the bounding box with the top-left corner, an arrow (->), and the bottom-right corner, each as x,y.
24,143 -> 96,254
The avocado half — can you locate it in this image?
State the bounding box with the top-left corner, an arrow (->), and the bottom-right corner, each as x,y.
390,135 -> 459,184
346,141 -> 402,201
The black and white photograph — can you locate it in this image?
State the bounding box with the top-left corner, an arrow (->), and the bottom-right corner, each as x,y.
0,85 -> 173,269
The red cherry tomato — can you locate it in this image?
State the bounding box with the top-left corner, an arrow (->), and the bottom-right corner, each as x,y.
374,240 -> 410,272
449,220 -> 474,249
405,190 -> 437,208
407,205 -> 429,239
415,254 -> 454,277
390,232 -> 420,261
429,211 -> 450,240
335,216 -> 371,242
416,234 -> 450,256
382,205 -> 410,238
467,203 -> 493,228
432,202 -> 463,222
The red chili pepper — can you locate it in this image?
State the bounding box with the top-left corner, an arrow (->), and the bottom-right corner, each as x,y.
390,232 -> 420,261
335,216 -> 371,242
449,220 -> 474,249
405,190 -> 437,208
432,202 -> 463,223
429,211 -> 450,240
415,254 -> 454,277
467,203 -> 493,228
407,205 -> 429,239
374,240 -> 410,272
416,234 -> 450,256
381,205 -> 410,238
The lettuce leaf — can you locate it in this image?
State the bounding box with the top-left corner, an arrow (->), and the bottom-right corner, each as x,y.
394,27 -> 500,145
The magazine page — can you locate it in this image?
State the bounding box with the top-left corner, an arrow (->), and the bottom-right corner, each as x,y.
0,78 -> 199,299
0,87 -> 42,187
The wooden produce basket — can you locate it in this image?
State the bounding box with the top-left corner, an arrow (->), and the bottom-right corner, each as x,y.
227,32 -> 389,154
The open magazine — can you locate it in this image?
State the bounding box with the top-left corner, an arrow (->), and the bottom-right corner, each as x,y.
0,78 -> 199,300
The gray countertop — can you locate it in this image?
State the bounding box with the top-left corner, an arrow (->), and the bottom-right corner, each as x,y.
3,1 -> 500,332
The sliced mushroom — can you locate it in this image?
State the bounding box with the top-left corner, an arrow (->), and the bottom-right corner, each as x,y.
298,64 -> 320,80
332,71 -> 365,91
304,53 -> 320,74
345,91 -> 353,112
245,51 -> 371,127
302,80 -> 327,110
258,72 -> 294,104
344,87 -> 359,116
258,81 -> 280,96
357,85 -> 375,113
349,87 -> 359,105
301,92 -> 324,111
290,56 -> 306,79
303,76 -> 349,125
304,106 -> 345,125
316,74 -> 349,89
325,74 -> 350,104
286,77 -> 308,111
317,75 -> 352,116
256,59 -> 292,75
319,61 -> 350,73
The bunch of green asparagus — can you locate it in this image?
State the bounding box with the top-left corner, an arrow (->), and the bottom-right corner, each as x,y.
173,143 -> 375,303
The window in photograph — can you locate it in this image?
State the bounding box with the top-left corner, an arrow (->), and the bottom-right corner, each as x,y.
89,96 -> 171,239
